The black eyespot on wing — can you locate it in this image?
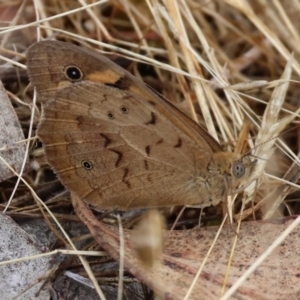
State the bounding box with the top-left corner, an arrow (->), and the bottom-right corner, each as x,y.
108,112 -> 114,119
120,105 -> 129,114
232,161 -> 245,178
64,66 -> 83,81
82,160 -> 93,170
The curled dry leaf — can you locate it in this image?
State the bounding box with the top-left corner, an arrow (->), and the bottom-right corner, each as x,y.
72,194 -> 300,300
132,209 -> 166,268
0,81 -> 26,181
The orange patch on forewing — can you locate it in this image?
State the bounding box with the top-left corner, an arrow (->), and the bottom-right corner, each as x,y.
86,69 -> 121,84
129,84 -> 146,98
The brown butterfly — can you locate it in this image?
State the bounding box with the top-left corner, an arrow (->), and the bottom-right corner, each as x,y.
26,40 -> 255,210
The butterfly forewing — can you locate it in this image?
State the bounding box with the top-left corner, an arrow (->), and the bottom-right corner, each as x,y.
26,41 -> 222,151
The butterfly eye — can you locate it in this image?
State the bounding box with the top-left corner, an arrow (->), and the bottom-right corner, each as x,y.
120,106 -> 129,114
108,112 -> 114,119
81,160 -> 93,170
64,66 -> 83,81
232,161 -> 245,178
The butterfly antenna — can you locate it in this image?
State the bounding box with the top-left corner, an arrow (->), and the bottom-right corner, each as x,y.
243,124 -> 300,157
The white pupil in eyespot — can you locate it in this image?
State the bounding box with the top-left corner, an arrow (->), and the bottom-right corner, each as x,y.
65,66 -> 82,80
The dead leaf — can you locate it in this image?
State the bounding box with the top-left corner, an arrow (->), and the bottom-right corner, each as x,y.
72,193 -> 300,300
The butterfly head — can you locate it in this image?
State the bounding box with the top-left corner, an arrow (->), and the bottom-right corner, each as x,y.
213,151 -> 257,193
